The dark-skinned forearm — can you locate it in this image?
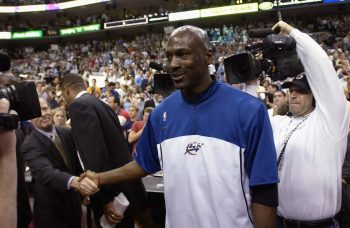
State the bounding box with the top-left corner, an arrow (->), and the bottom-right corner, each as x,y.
252,203 -> 276,228
99,160 -> 148,185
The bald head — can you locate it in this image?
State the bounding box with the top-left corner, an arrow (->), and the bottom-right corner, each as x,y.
169,25 -> 212,52
165,25 -> 213,99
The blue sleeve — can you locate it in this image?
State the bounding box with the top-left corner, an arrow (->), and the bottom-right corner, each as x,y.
243,103 -> 279,187
133,113 -> 161,174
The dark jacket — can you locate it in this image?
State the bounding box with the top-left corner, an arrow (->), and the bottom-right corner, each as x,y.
21,127 -> 82,228
69,93 -> 146,227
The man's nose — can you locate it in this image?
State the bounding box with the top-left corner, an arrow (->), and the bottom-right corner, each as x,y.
169,57 -> 180,71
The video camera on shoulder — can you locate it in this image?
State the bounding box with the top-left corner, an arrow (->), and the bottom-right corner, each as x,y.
0,52 -> 41,122
224,29 -> 304,84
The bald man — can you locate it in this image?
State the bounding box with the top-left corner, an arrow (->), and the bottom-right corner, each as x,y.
81,25 -> 279,228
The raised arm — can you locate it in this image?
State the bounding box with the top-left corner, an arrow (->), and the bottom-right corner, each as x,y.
273,21 -> 349,138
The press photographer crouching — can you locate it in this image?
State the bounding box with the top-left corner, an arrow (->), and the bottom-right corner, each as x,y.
226,21 -> 349,227
0,52 -> 41,228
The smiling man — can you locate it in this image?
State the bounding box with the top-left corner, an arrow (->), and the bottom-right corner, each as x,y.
80,25 -> 279,228
21,97 -> 96,228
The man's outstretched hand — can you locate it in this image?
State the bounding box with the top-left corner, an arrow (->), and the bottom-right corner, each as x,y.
77,170 -> 100,195
71,176 -> 99,196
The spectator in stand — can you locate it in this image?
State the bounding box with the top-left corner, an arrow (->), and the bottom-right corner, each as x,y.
87,79 -> 101,96
134,68 -> 144,89
52,107 -> 69,128
107,96 -> 130,122
260,78 -> 270,91
216,56 -> 225,83
265,84 -> 280,109
128,107 -> 153,156
267,84 -> 279,95
36,81 -> 49,101
101,79 -> 109,94
124,105 -> 139,150
267,90 -> 288,117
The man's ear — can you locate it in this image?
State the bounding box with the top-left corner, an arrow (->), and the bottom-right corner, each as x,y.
65,86 -> 71,97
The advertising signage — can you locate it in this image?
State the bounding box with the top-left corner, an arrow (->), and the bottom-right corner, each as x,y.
0,32 -> 11,39
201,3 -> 258,18
12,30 -> 43,39
104,16 -> 148,29
169,3 -> 258,22
259,0 -> 322,10
60,24 -> 101,36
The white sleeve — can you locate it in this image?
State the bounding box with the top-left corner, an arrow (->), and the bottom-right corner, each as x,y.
290,29 -> 349,139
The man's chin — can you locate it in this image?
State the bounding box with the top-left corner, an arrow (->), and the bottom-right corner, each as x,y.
172,81 -> 186,90
42,124 -> 53,132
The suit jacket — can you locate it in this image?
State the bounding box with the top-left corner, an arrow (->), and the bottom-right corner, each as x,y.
68,93 -> 146,225
21,126 -> 82,228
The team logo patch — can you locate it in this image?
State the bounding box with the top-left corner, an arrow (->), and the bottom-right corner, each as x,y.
184,142 -> 204,155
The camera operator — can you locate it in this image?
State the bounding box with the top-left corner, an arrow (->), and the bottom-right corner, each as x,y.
0,53 -> 41,228
0,97 -> 17,228
270,21 -> 349,227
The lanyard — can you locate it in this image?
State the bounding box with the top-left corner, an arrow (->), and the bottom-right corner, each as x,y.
277,116 -> 309,171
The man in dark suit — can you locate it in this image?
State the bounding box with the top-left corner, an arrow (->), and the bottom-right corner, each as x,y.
60,73 -> 146,227
21,97 -> 97,228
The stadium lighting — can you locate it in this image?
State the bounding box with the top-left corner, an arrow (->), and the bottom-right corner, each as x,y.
0,0 -> 110,13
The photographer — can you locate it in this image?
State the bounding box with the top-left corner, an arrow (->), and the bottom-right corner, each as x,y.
0,98 -> 17,228
270,21 -> 349,227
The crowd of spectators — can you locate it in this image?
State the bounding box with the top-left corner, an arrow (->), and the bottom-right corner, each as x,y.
6,0 -> 344,33
1,8 -> 350,228
1,13 -> 350,125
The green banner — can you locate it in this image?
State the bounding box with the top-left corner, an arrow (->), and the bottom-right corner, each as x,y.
12,30 -> 43,39
60,24 -> 100,36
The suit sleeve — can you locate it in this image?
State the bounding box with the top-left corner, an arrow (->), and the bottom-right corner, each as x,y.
69,100 -> 113,172
69,100 -> 122,207
21,140 -> 73,194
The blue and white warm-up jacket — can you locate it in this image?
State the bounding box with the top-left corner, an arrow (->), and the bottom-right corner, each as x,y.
134,80 -> 279,228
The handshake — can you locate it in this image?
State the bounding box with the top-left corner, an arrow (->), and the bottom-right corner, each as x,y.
71,171 -> 128,226
70,170 -> 101,196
